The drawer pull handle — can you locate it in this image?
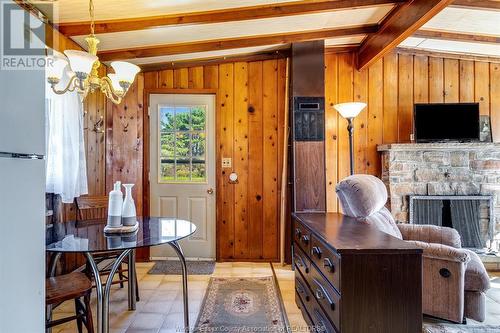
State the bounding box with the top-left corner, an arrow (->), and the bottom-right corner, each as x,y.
293,255 -> 309,274
315,288 -> 324,300
301,235 -> 309,244
312,246 -> 322,259
314,279 -> 335,311
295,228 -> 301,237
296,285 -> 304,294
324,258 -> 335,273
313,310 -> 328,331
296,281 -> 310,302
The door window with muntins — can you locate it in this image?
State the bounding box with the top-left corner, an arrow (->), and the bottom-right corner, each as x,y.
158,105 -> 207,183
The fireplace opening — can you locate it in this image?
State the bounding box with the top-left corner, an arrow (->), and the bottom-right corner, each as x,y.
409,195 -> 495,250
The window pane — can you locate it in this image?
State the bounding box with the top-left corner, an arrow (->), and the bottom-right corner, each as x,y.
160,107 -> 175,131
175,133 -> 191,158
191,162 -> 206,182
191,106 -> 206,130
191,132 -> 205,159
175,107 -> 190,131
158,104 -> 209,183
160,162 -> 175,182
176,160 -> 191,181
160,132 -> 174,157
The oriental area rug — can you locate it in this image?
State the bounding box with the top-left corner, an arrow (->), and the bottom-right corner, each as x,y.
193,276 -> 288,333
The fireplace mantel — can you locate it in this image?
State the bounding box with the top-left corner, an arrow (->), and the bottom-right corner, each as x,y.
378,142 -> 500,152
377,142 -> 500,256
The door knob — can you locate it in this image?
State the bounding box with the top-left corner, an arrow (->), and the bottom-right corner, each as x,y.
207,188 -> 214,194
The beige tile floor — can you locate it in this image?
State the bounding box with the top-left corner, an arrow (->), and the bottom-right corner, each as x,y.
52,262 -> 309,333
52,263 -> 500,333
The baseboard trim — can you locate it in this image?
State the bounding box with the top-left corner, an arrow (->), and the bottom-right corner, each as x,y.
149,256 -> 215,261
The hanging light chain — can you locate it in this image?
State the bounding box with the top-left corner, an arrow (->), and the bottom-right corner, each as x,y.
89,0 -> 95,36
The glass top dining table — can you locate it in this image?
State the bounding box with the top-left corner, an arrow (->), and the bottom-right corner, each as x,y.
46,216 -> 196,253
46,217 -> 196,333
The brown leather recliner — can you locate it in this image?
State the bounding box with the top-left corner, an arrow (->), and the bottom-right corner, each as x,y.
335,174 -> 491,323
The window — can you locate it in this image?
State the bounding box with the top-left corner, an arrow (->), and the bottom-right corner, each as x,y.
158,105 -> 207,183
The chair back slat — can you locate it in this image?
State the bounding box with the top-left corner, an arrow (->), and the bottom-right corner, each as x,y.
75,196 -> 108,221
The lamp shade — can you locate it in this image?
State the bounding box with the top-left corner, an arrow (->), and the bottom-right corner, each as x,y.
107,74 -> 124,94
64,50 -> 97,75
111,61 -> 140,84
46,55 -> 68,80
334,102 -> 366,119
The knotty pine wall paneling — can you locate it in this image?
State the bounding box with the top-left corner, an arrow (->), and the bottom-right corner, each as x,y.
106,74 -> 144,215
325,50 -> 500,212
142,59 -> 286,261
233,62 -> 250,259
106,73 -> 149,261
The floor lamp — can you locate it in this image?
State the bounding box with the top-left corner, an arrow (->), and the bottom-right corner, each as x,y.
333,102 -> 367,175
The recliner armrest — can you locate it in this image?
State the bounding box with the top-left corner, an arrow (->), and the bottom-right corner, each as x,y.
408,240 -> 470,263
398,224 -> 462,248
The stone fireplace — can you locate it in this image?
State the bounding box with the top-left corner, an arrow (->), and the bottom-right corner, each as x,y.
378,143 -> 500,262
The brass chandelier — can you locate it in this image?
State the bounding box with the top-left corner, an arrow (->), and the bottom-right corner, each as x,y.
46,0 -> 140,104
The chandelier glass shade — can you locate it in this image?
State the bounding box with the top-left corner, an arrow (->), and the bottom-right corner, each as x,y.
46,0 -> 140,104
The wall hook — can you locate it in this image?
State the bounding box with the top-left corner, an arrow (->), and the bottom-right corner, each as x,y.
84,114 -> 105,134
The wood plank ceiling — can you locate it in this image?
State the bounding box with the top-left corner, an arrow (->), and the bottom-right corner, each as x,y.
33,0 -> 498,69
26,0 -> 460,66
400,3 -> 500,58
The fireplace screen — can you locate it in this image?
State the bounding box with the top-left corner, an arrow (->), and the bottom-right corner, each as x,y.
409,195 -> 494,249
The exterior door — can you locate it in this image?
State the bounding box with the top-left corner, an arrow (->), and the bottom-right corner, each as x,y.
149,94 -> 216,260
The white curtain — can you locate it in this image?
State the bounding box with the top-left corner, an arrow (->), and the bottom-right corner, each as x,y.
45,72 -> 88,203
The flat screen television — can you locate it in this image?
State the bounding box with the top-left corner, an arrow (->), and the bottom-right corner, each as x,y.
413,103 -> 480,143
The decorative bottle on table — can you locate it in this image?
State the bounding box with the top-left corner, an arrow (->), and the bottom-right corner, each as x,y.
107,181 -> 123,227
122,184 -> 137,226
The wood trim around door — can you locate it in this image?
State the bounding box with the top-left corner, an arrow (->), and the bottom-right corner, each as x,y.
143,88 -> 218,261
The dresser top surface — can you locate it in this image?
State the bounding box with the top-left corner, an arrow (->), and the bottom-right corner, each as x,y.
293,212 -> 422,254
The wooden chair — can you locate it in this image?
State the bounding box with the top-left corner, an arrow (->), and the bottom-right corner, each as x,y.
46,272 -> 94,333
75,195 -> 139,301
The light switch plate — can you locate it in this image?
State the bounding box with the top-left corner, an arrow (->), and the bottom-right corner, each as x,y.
222,158 -> 232,168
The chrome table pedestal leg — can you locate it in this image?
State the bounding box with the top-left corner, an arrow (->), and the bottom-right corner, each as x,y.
103,250 -> 131,333
85,250 -> 131,333
85,252 -> 104,333
169,241 -> 189,332
128,249 -> 137,310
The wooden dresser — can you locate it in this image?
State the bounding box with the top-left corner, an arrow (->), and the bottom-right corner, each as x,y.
293,213 -> 423,333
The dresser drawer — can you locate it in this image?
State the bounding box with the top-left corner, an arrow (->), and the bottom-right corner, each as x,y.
310,299 -> 338,333
294,219 -> 311,254
311,235 -> 341,292
296,277 -> 338,333
308,262 -> 341,331
295,291 -> 314,330
293,242 -> 310,278
295,271 -> 312,305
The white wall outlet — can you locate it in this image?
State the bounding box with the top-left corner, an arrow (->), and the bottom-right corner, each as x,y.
410,133 -> 415,142
222,158 -> 232,168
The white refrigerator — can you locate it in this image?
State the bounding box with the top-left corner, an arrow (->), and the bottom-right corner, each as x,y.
0,60 -> 46,331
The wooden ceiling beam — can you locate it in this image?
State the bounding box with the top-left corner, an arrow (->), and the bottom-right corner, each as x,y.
396,46 -> 500,63
414,29 -> 500,44
450,0 -> 500,10
140,49 -> 290,72
57,0 -> 402,36
98,24 -> 378,61
356,0 -> 454,70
